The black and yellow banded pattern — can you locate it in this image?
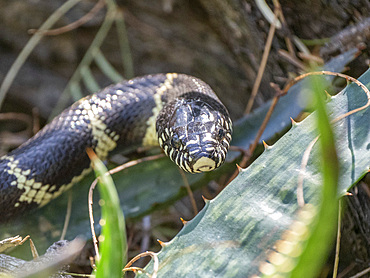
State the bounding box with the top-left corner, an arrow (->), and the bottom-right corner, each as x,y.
0,73 -> 232,222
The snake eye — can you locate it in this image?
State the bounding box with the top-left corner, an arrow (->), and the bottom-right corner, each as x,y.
217,128 -> 225,140
171,134 -> 181,149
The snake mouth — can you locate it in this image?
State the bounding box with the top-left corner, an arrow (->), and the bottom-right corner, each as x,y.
190,156 -> 217,173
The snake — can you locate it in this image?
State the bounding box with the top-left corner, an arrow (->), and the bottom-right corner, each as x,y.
0,73 -> 232,222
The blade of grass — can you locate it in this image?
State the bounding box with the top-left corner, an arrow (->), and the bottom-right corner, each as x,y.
0,0 -> 83,109
49,6 -> 117,120
290,75 -> 339,277
95,50 -> 124,83
87,149 -> 127,278
115,10 -> 134,79
244,6 -> 278,114
255,0 -> 282,28
28,0 -> 106,36
81,66 -> 101,93
69,82 -> 83,101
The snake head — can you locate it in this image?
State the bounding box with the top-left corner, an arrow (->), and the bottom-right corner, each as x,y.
157,92 -> 232,173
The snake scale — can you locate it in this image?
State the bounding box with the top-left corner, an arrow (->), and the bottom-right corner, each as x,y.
0,73 -> 232,222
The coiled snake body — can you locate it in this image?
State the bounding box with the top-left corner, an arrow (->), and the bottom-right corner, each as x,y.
0,73 -> 232,222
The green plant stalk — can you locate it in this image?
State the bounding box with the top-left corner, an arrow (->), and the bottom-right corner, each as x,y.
89,152 -> 127,278
255,0 -> 282,28
49,6 -> 117,120
115,11 -> 134,79
0,0 -> 83,109
106,0 -> 135,79
290,76 -> 339,277
95,50 -> 124,83
81,66 -> 101,93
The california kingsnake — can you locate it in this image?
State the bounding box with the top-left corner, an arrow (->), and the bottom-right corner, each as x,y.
0,73 -> 232,222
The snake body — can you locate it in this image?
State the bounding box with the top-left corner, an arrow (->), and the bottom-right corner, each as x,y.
0,73 -> 232,222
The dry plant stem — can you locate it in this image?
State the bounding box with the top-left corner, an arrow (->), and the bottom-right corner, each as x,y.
115,9 -> 135,79
226,152 -> 249,185
298,52 -> 324,64
338,263 -> 356,278
108,153 -> 165,175
249,92 -> 282,157
0,235 -> 30,253
20,235 -> 30,245
332,199 -> 342,278
89,256 -> 96,271
122,267 -> 151,276
60,191 -> 73,241
293,71 -> 370,205
244,7 -> 278,114
29,238 -> 39,259
0,112 -> 34,136
297,136 -> 319,207
0,0 -> 82,109
88,153 -> 165,261
283,71 -> 370,120
222,146 -> 248,186
248,89 -> 282,154
31,108 -> 40,135
140,216 -> 151,255
124,251 -> 158,278
29,0 -> 106,36
0,112 -> 33,125
50,5 -> 118,117
272,0 -> 295,57
89,177 -> 100,261
227,85 -> 284,185
60,273 -> 94,277
228,145 -> 249,155
179,169 -> 198,216
348,267 -> 370,278
278,49 -> 305,70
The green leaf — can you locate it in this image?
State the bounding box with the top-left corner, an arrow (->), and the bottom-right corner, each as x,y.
81,66 -> 101,93
138,69 -> 370,277
88,150 -> 127,277
0,50 -> 358,259
289,75 -> 339,278
94,50 -> 124,83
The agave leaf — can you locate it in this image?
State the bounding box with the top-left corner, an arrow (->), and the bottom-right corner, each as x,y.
286,75 -> 339,278
137,69 -> 370,277
0,50 -> 359,258
232,48 -> 359,151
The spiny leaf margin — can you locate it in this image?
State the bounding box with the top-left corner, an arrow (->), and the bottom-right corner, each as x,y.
138,69 -> 370,277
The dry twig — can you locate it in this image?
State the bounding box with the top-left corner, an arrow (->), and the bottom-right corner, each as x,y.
292,71 -> 369,210
245,7 -> 279,114
88,153 -> 165,261
28,0 -> 106,36
0,235 -> 30,253
179,169 -> 198,216
123,251 -> 159,278
332,199 -> 342,278
60,191 -> 73,241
